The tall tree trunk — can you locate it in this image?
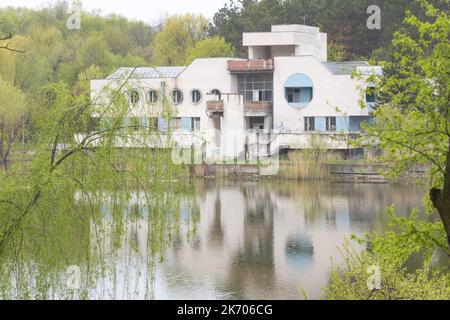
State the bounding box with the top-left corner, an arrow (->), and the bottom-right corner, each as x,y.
430,138 -> 450,249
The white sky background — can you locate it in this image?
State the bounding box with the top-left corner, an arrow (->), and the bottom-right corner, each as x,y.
0,0 -> 230,24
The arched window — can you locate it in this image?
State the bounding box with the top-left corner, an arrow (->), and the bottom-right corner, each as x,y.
172,89 -> 183,105
191,90 -> 202,104
130,90 -> 140,104
284,74 -> 313,107
149,90 -> 159,104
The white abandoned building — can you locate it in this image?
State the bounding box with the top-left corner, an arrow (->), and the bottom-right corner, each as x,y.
90,24 -> 380,162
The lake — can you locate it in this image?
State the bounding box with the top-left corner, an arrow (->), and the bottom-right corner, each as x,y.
97,181 -> 426,300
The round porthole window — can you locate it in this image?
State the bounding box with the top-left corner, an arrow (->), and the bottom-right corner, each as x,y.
172,89 -> 183,105
191,90 -> 202,104
130,90 -> 140,104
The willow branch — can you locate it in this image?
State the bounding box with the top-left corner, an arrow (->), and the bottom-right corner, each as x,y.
0,33 -> 24,53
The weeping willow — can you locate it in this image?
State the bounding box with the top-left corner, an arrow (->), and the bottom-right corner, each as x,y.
0,67 -> 197,299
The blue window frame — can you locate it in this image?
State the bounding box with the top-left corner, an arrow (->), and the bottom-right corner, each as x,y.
286,87 -> 313,103
285,74 -> 314,107
158,118 -> 169,133
304,117 -> 315,131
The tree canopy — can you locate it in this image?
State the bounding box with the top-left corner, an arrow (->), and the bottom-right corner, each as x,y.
364,0 -> 450,247
0,3 -> 155,90
184,36 -> 235,64
208,0 -> 432,60
152,14 -> 209,66
324,1 -> 450,299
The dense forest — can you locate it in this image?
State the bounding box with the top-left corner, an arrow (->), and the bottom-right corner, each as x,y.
209,0 -> 434,59
1,0 -> 445,92
0,2 -> 154,92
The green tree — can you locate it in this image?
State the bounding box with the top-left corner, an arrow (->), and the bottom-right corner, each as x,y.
324,0 -> 450,301
184,36 -> 234,64
364,0 -> 450,248
209,0 -> 428,59
209,0 -> 282,57
0,32 -> 26,54
324,210 -> 449,300
327,41 -> 347,62
0,5 -> 156,88
152,14 -> 208,66
0,78 -> 26,171
0,67 -> 190,298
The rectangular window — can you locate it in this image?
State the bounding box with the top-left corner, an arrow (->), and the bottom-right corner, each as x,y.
158,118 -> 169,133
287,87 -> 313,103
249,117 -> 265,130
304,117 -> 315,132
168,117 -> 201,131
180,118 -> 192,131
326,117 -> 336,132
191,117 -> 201,131
171,118 -> 181,130
238,73 -> 273,103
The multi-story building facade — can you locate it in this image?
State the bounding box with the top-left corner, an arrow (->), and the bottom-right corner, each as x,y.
91,24 -> 380,161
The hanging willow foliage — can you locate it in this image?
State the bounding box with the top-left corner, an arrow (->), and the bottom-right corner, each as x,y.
0,66 -> 197,299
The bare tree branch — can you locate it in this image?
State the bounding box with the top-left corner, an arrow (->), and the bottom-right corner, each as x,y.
0,32 -> 25,53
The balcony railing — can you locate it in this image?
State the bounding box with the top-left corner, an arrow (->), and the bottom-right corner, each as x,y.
244,101 -> 272,115
227,59 -> 274,73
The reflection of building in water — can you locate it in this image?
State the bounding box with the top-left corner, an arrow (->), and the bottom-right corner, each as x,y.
224,185 -> 276,299
158,182 -> 359,299
208,194 -> 224,247
79,182 -> 425,299
285,234 -> 314,269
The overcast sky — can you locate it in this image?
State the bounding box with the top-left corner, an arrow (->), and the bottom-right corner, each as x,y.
0,0 -> 230,24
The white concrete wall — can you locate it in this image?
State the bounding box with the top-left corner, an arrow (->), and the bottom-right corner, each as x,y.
90,58 -> 249,159
244,24 -> 328,62
91,58 -> 239,133
271,45 -> 296,57
272,56 -> 369,133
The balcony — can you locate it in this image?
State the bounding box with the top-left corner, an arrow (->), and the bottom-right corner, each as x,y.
227,59 -> 274,73
244,101 -> 272,116
206,100 -> 224,115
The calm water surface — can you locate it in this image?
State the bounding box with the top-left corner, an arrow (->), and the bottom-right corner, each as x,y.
126,181 -> 425,300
